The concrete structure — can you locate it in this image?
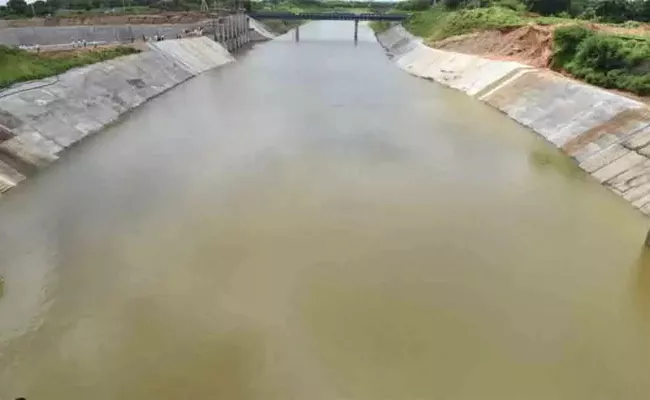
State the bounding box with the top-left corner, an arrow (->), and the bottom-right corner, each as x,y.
248,18 -> 276,40
212,14 -> 251,52
377,25 -> 650,217
0,14 -> 252,52
251,11 -> 406,41
0,37 -> 233,195
249,11 -> 408,21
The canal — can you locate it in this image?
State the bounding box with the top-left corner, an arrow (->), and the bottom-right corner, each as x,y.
1,21 -> 650,400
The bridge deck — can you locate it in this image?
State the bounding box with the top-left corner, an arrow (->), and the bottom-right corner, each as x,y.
248,11 -> 408,21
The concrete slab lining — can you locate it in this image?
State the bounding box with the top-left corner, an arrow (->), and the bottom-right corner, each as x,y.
0,36 -> 233,191
377,25 -> 650,216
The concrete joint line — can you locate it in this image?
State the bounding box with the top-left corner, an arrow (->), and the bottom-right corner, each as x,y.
28,126 -> 66,150
0,173 -> 16,188
476,68 -> 532,101
622,122 -> 650,150
596,153 -> 647,183
565,109 -> 650,156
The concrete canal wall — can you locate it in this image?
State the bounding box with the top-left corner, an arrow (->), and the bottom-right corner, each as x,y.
0,36 -> 233,194
377,25 -> 650,217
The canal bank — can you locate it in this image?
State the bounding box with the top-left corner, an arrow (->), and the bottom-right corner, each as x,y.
377,25 -> 650,217
0,37 -> 235,194
2,21 -> 650,400
0,16 -> 284,195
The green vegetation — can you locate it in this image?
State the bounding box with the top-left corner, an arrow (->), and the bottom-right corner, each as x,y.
251,0 -> 374,14
393,0 -> 650,23
405,6 -> 525,40
260,18 -> 303,34
551,25 -> 650,94
374,0 -> 650,95
0,46 -> 138,89
369,20 -> 393,33
0,0 -> 385,18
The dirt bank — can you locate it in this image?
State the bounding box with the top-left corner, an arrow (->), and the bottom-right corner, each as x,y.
432,25 -> 553,68
5,12 -> 210,27
431,22 -> 650,69
430,23 -> 650,103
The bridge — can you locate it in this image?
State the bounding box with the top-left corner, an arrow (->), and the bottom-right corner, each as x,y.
249,11 -> 409,42
248,11 -> 409,22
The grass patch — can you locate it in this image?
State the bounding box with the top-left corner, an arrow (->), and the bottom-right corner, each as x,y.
396,5 -> 649,95
260,19 -> 304,35
551,24 -> 650,95
405,6 -> 525,41
369,20 -> 393,33
0,46 -> 138,89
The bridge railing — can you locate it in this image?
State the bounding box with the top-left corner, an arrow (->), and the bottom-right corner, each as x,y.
248,11 -> 409,22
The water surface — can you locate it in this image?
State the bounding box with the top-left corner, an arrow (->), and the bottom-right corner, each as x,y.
1,21 -> 650,400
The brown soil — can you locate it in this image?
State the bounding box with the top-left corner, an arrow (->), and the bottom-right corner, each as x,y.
36,44 -> 138,58
430,22 -> 650,69
431,24 -> 553,68
429,23 -> 650,102
6,12 -> 210,27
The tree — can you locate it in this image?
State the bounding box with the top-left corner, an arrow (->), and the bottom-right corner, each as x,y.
32,0 -> 49,15
592,0 -> 635,22
525,0 -> 571,15
631,0 -> 650,21
396,0 -> 432,10
569,0 -> 590,16
7,0 -> 28,15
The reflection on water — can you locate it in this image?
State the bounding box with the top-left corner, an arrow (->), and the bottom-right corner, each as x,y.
1,21 -> 650,400
528,142 -> 588,180
633,246 -> 650,326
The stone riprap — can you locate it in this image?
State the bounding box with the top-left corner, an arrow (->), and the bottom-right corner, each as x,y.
377,25 -> 650,217
0,37 -> 233,195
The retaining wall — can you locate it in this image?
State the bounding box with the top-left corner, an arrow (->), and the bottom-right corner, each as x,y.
377,25 -> 650,216
0,36 -> 233,195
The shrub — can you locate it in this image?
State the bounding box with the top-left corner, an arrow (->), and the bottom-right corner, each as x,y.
442,0 -> 465,9
395,0 -> 432,11
621,20 -> 642,28
552,25 -> 650,95
525,0 -> 572,15
551,24 -> 594,67
592,0 -> 636,22
492,0 -> 527,11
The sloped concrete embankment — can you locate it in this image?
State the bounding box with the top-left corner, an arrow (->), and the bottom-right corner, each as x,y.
249,18 -> 277,41
0,37 -> 233,194
377,25 -> 650,216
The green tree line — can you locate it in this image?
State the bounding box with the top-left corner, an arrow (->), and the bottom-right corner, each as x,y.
397,0 -> 650,23
0,0 -> 390,18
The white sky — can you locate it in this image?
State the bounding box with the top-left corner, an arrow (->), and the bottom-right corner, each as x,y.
2,0 -> 402,7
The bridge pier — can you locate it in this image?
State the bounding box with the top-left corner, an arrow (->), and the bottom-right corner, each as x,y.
211,14 -> 251,53
354,20 -> 358,43
250,12 -> 408,44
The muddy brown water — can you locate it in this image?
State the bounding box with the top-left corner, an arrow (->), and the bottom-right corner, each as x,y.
1,21 -> 650,400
